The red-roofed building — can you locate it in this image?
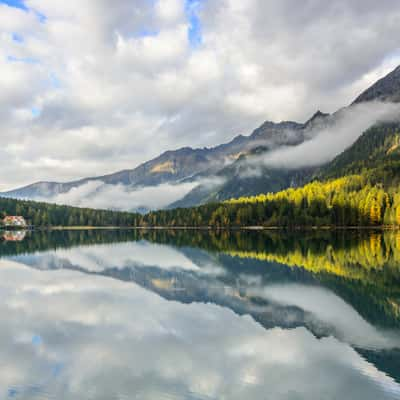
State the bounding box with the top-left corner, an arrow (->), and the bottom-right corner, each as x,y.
3,216 -> 27,227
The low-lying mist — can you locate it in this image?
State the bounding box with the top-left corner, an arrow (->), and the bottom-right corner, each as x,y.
37,177 -> 224,212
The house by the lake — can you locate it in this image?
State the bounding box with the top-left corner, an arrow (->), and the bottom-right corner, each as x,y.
2,216 -> 27,227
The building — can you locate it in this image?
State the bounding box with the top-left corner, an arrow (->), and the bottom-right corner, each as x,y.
2,216 -> 27,227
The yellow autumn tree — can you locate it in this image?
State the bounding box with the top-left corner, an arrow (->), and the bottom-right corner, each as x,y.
396,205 -> 400,225
370,199 -> 382,225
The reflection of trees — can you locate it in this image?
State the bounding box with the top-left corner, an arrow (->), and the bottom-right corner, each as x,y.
135,229 -> 400,281
226,232 -> 399,278
2,229 -> 400,287
0,229 -> 138,256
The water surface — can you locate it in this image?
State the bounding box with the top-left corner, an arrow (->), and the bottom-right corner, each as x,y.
0,229 -> 399,399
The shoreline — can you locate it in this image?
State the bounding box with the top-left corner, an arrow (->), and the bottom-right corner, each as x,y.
1,225 -> 398,231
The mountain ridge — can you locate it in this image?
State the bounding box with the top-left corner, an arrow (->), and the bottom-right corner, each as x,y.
353,65 -> 400,104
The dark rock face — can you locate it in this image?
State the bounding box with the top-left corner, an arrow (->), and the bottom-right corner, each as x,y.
353,65 -> 400,104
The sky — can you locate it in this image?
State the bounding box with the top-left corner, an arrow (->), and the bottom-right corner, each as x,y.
1,0 -> 400,191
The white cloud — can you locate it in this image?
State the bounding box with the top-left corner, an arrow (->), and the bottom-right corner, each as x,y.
24,176 -> 224,211
49,241 -> 203,272
40,180 -> 199,211
20,240 -> 228,278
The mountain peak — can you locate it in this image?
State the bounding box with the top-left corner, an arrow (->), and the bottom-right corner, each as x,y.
304,110 -> 329,126
353,64 -> 400,104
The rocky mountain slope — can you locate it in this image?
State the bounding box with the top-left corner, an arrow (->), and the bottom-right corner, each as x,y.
353,65 -> 400,104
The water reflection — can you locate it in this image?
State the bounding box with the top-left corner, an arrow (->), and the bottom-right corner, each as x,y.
0,229 -> 399,399
2,230 -> 26,242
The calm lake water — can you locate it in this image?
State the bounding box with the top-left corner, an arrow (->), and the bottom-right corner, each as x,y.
0,229 -> 399,399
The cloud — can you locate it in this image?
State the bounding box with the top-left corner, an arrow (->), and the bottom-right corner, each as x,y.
32,241 -> 204,272
18,239 -> 227,277
26,175 -> 225,211
39,180 -> 200,211
246,101 -> 400,170
1,1 -> 400,190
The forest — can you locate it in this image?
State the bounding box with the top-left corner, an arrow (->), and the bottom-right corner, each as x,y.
0,197 -> 138,227
139,171 -> 400,228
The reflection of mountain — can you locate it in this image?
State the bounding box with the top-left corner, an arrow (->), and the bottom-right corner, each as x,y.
142,229 -> 400,328
4,229 -> 400,383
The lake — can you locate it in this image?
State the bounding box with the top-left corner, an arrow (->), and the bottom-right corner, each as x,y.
0,229 -> 399,399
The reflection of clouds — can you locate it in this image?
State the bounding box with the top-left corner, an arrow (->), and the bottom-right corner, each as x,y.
32,241 -> 204,272
0,259 -> 399,400
16,240 -> 228,279
249,284 -> 400,350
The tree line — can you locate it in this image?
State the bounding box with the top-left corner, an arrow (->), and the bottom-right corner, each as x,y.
0,197 -> 139,227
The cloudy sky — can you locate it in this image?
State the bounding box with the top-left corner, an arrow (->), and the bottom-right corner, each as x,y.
1,0 -> 400,191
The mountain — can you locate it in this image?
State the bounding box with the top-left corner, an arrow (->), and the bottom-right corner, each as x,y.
2,64 -> 400,211
157,63 -> 400,208
0,114 -> 320,206
140,119 -> 400,228
170,111 -> 332,207
175,64 -> 400,206
170,149 -> 315,208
